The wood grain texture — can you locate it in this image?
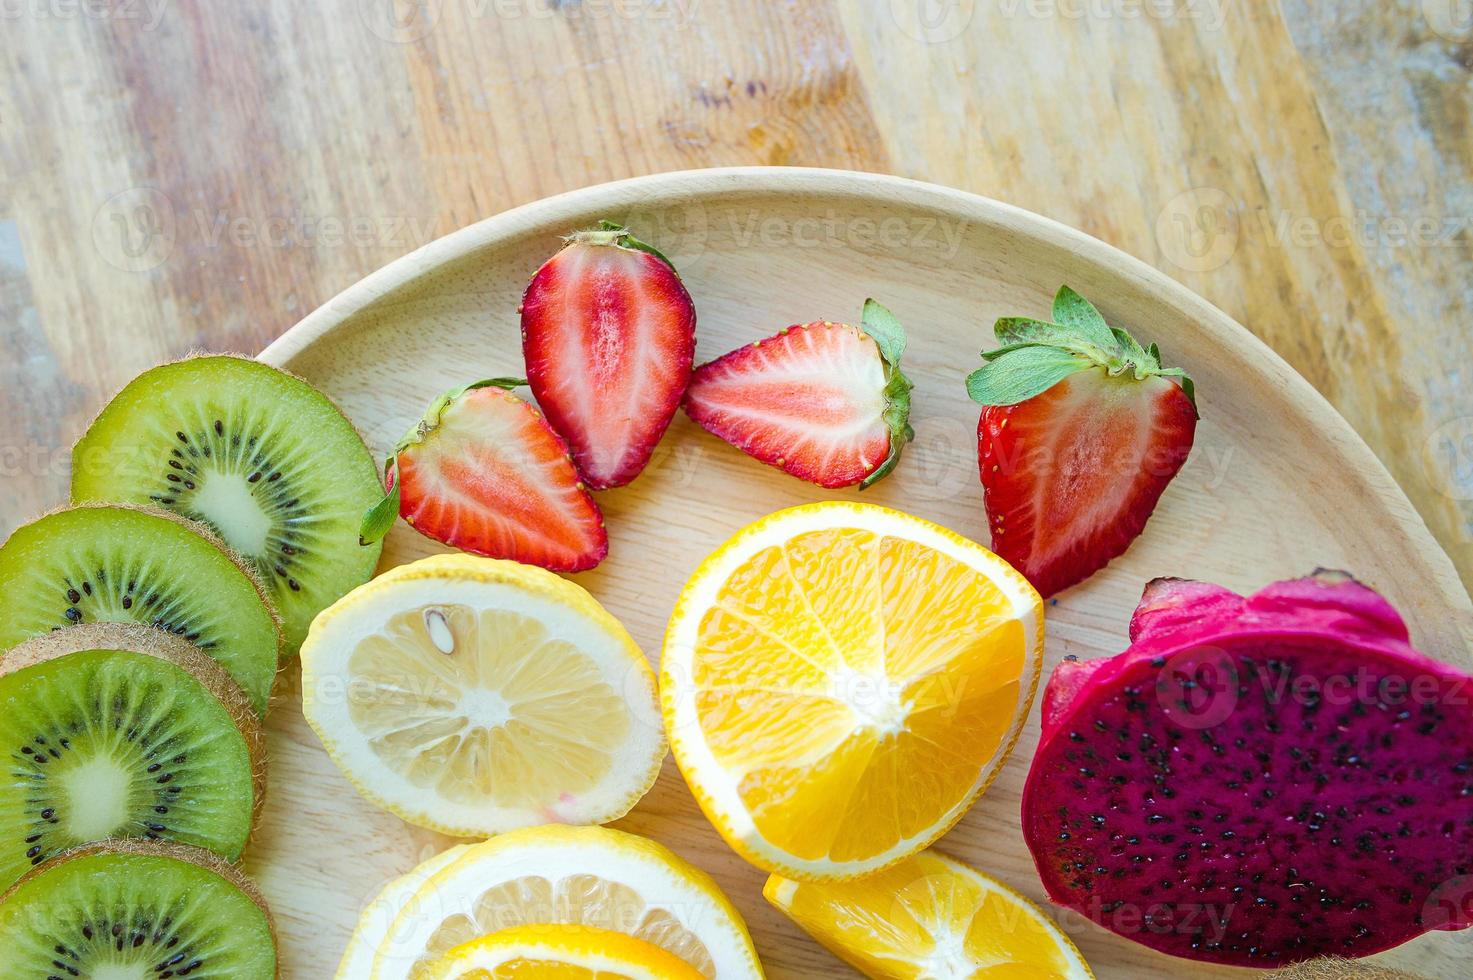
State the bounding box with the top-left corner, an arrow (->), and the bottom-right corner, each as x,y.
842,0 -> 1473,593
2,2 -> 1471,978
4,1 -> 1470,593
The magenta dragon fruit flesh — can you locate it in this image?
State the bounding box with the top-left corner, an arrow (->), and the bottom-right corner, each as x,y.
1021,571 -> 1473,967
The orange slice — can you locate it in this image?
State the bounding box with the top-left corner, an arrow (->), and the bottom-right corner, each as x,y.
661,502 -> 1043,879
765,849 -> 1093,978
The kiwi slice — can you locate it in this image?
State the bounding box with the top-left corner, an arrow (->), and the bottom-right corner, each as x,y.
0,504 -> 280,714
0,624 -> 265,890
71,354 -> 384,652
0,839 -> 277,978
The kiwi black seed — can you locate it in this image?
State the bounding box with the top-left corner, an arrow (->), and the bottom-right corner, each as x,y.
71,353 -> 384,652
0,504 -> 280,714
0,839 -> 277,978
0,623 -> 265,891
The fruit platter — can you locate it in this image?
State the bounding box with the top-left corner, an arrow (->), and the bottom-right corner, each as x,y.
2,167 -> 1469,978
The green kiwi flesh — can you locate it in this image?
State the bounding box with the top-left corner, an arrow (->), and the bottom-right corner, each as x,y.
0,505 -> 279,714
71,354 -> 384,652
0,624 -> 263,891
0,839 -> 277,978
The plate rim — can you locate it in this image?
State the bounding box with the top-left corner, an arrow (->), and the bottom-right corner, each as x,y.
258,165 -> 1470,616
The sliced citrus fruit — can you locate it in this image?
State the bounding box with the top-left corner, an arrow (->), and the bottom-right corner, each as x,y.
662,501 -> 1043,879
765,849 -> 1094,979
336,845 -> 470,979
420,924 -> 705,979
301,553 -> 664,837
371,824 -> 763,980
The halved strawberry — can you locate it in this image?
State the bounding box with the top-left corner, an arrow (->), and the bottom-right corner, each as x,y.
520,222 -> 696,490
359,379 -> 607,571
969,286 -> 1198,598
682,300 -> 914,489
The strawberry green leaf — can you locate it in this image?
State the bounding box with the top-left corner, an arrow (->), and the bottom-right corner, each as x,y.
861,299 -> 907,365
974,285 -> 1199,413
967,346 -> 1091,406
981,338 -> 1074,362
992,317 -> 1085,351
863,376 -> 914,490
1051,285 -> 1119,350
1110,326 -> 1150,366
359,459 -> 401,546
859,299 -> 914,489
461,377 -> 527,395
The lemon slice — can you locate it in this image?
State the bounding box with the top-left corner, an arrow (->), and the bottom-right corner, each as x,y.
336,846 -> 470,979
420,924 -> 705,979
765,849 -> 1094,979
662,502 -> 1043,879
371,824 -> 764,980
301,554 -> 665,836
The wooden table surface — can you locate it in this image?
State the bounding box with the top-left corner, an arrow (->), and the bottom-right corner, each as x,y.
1,1 -> 1471,975
3,2 -> 1472,590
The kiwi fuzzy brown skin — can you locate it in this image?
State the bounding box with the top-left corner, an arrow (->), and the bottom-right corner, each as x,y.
1264,960 -> 1430,980
2,622 -> 269,829
71,352 -> 385,655
3,838 -> 281,978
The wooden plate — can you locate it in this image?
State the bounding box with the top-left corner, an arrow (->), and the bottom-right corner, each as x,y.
254,168 -> 1472,979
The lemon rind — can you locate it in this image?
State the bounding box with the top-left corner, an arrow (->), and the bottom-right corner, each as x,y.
335,845 -> 469,980
371,824 -> 764,980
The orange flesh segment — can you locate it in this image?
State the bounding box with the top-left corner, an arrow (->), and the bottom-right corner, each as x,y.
692,528 -> 1024,862
774,851 -> 1083,979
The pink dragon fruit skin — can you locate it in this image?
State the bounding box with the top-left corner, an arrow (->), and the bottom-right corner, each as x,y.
1022,571 -> 1473,968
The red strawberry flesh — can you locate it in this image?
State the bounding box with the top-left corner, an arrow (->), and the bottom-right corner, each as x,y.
979,370 -> 1196,597
684,311 -> 912,489
395,385 -> 607,571
521,228 -> 695,490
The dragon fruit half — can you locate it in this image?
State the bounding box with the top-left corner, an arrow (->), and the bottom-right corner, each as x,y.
1021,571 -> 1473,968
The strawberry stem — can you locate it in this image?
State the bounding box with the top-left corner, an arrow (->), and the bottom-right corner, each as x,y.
565,220 -> 682,276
